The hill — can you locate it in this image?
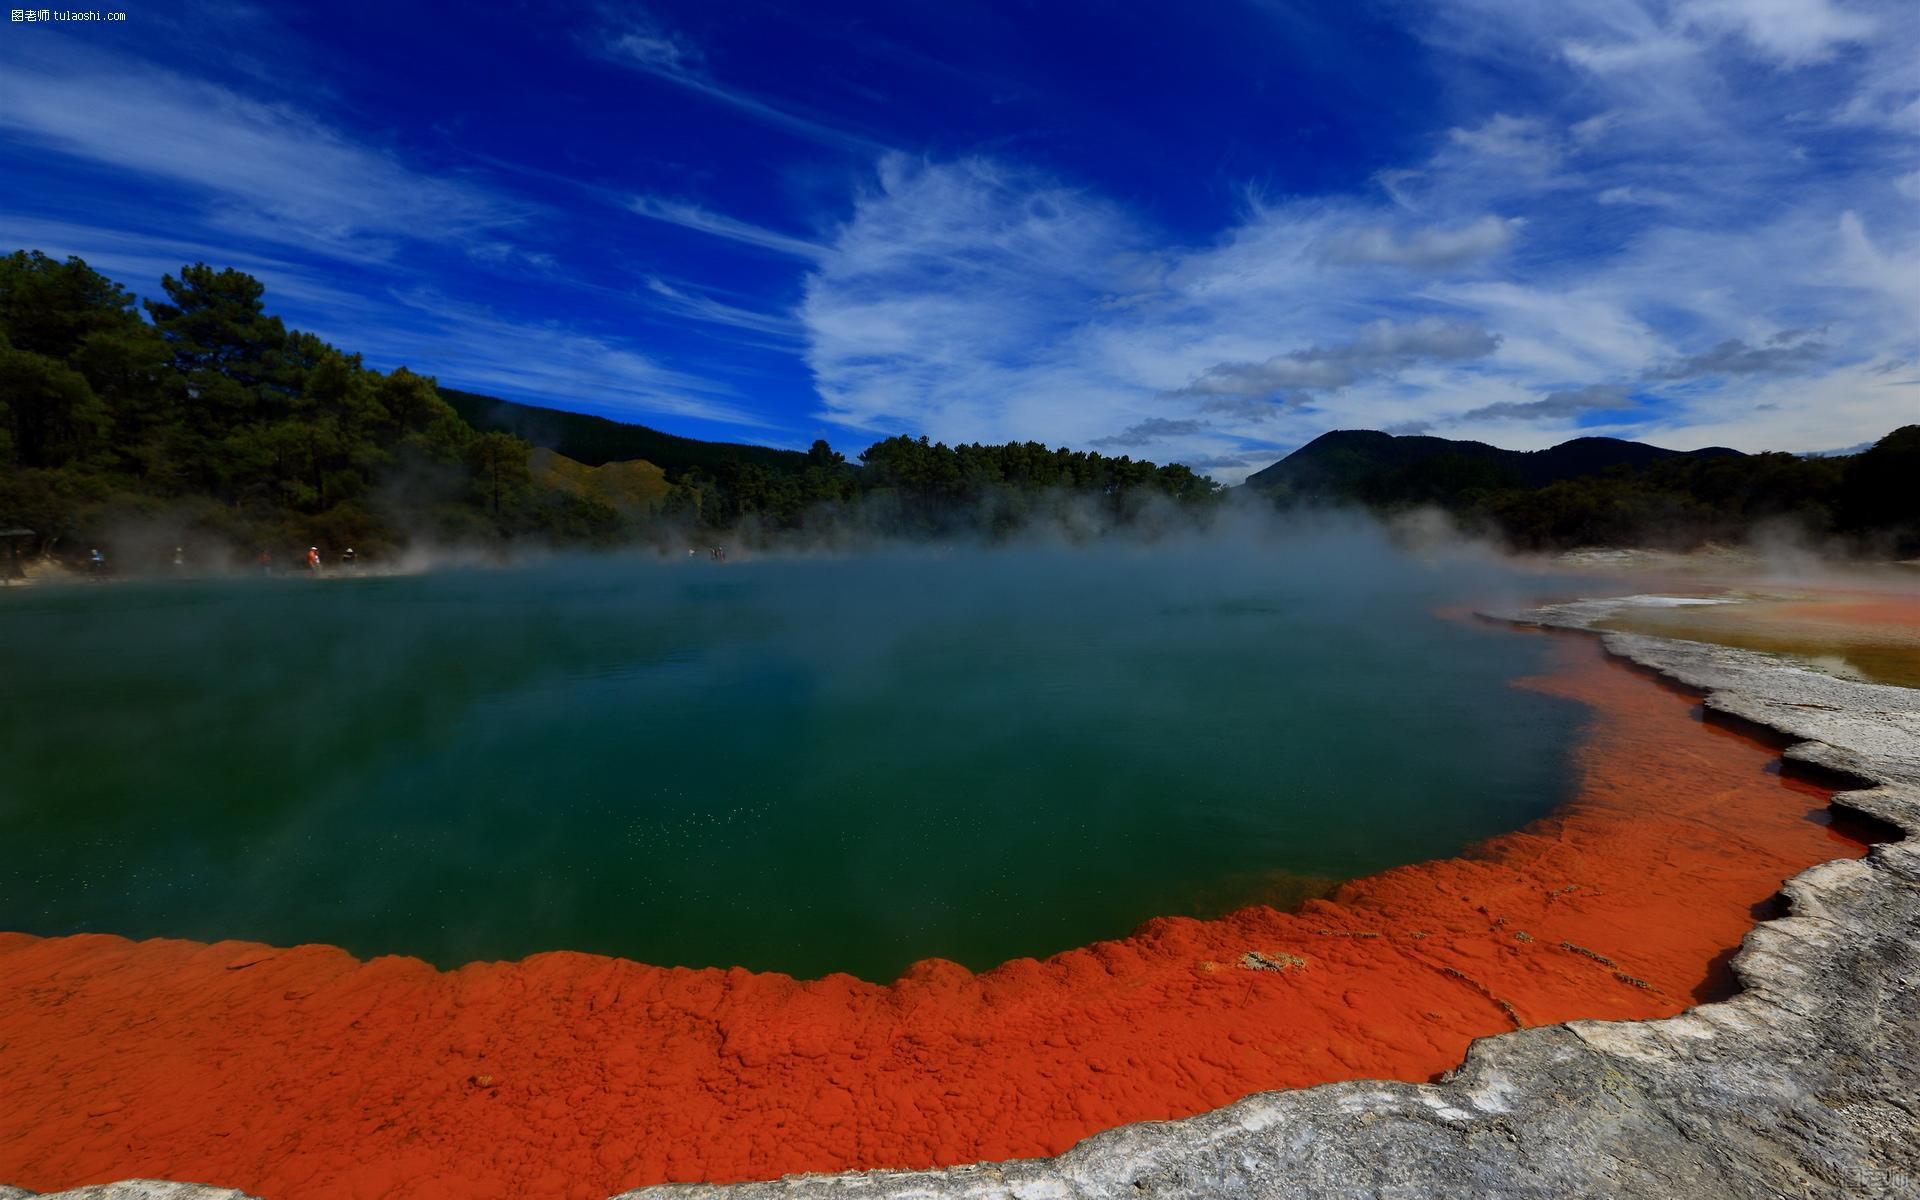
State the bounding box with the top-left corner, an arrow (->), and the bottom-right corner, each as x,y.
528,449 -> 672,518
1245,426 -> 1920,554
439,388 -> 810,476
1245,430 -> 1744,500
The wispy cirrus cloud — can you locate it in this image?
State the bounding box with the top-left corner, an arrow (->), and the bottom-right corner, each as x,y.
0,44 -> 522,260
590,5 -> 888,154
627,196 -> 828,260
644,277 -> 805,341
372,290 -> 770,428
602,6 -> 702,72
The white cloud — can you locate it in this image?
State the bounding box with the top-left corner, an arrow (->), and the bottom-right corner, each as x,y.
1322,216 -> 1522,268
1679,0 -> 1875,66
1636,362 -> 1919,451
801,155 -> 1153,441
1448,114 -> 1560,168
1184,320 -> 1502,396
1089,418 -> 1205,448
1648,328 -> 1828,379
1562,32 -> 1698,74
1596,185 -> 1682,206
1462,384 -> 1637,422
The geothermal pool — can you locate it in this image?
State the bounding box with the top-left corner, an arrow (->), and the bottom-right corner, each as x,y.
0,535 -> 1877,1199
0,532 -> 1585,980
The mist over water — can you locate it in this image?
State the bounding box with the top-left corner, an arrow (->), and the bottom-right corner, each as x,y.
0,520 -> 1590,980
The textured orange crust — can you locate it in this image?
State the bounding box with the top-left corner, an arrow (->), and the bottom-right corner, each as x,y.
0,636 -> 1868,1200
1769,596 -> 1920,628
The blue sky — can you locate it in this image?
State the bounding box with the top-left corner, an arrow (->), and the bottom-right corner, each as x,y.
2,0 -> 1915,480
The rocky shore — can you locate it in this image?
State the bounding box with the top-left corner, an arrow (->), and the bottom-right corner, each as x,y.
9,596 -> 1917,1200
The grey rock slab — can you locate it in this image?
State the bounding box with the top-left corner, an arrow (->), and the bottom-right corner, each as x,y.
0,1186 -> 261,1200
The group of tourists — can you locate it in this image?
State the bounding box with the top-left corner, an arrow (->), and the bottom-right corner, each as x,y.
257,546 -> 359,576
68,544 -> 365,580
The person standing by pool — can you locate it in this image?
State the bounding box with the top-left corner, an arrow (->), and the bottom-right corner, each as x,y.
307,546 -> 321,573
88,548 -> 104,577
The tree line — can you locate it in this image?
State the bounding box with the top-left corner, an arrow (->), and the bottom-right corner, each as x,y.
0,250 -> 1221,568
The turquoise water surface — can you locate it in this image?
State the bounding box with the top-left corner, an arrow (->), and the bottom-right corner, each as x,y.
0,529 -> 1586,980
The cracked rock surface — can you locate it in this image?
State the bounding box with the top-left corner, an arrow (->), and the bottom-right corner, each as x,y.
0,1185 -> 256,1200
12,597 -> 1917,1200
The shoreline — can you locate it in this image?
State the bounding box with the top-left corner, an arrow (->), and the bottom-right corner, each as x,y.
3,596 -> 1914,1198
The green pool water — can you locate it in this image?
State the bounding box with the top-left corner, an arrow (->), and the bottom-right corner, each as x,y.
0,528 -> 1587,981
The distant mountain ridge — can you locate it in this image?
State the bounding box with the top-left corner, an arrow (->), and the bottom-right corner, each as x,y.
1240,424 -> 1920,555
1245,429 -> 1745,498
439,387 -> 812,476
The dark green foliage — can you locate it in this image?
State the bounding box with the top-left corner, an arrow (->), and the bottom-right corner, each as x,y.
466,431 -> 533,519
1251,427 -> 1918,553
0,251 -> 533,560
0,339 -> 110,469
854,436 -> 1221,537
0,250 -> 151,362
1836,425 -> 1920,551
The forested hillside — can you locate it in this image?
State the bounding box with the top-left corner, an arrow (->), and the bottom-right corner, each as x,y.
1249,427 -> 1920,554
1247,430 -> 1746,495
